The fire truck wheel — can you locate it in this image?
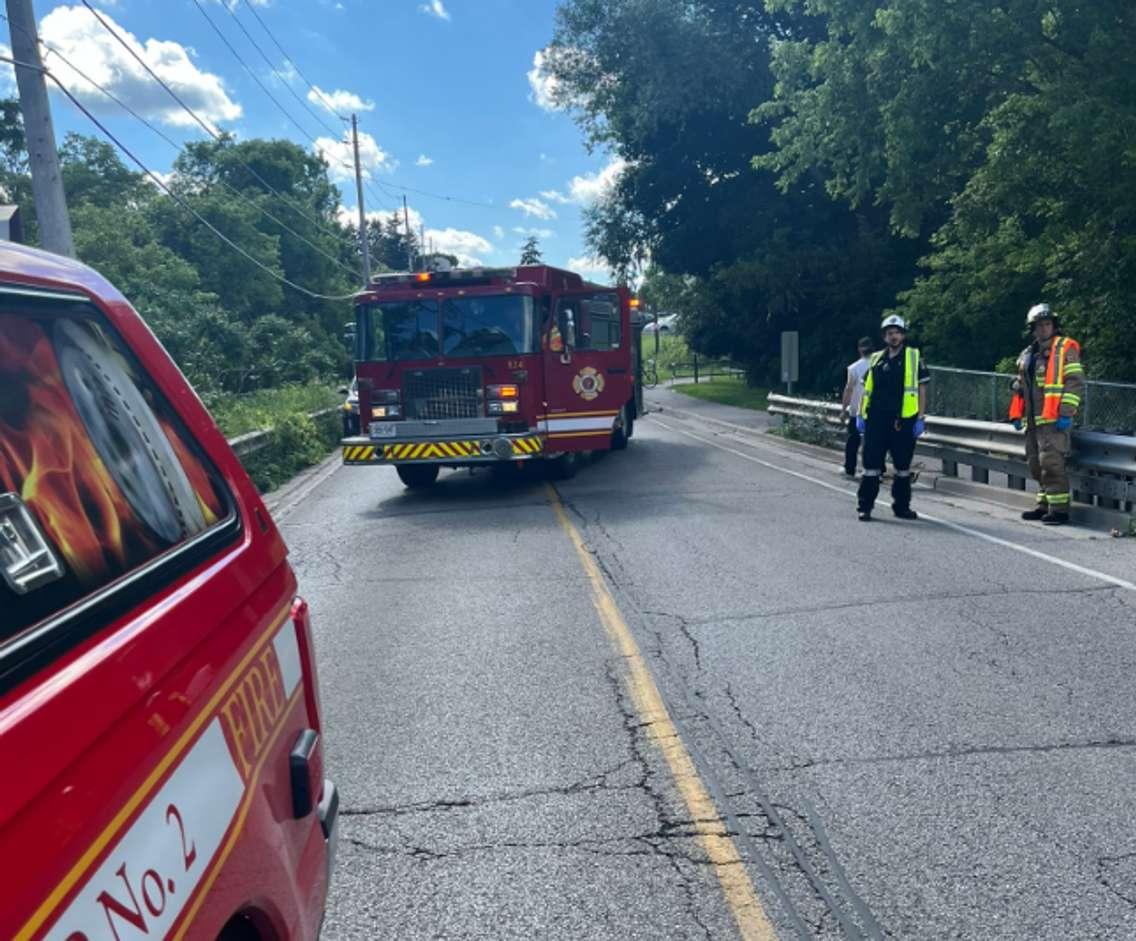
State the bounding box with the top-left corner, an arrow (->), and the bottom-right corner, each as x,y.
547,451 -> 578,480
396,464 -> 440,489
612,405 -> 633,451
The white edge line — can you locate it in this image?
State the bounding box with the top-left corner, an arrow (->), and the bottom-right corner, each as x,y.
655,418 -> 1136,593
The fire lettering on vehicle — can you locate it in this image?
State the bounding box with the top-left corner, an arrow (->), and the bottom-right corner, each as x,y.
218,643 -> 288,781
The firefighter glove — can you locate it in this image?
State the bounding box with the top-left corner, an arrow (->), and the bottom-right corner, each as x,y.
1055,416 -> 1072,431
855,416 -> 865,434
913,418 -> 925,438
1012,419 -> 1022,431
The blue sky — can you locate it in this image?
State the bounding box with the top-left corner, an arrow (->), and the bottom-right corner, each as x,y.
3,0 -> 622,278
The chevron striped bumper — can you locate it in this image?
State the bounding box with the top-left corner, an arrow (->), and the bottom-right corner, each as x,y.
341,434 -> 544,465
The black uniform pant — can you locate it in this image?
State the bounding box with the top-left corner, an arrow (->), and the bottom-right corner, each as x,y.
857,415 -> 917,513
843,416 -> 862,475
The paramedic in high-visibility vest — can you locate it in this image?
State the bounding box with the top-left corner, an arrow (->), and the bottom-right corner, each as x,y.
1008,303 -> 1084,526
855,315 -> 930,521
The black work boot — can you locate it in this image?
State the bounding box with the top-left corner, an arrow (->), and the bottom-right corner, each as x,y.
891,475 -> 916,519
1021,504 -> 1048,521
1041,511 -> 1069,526
857,474 -> 880,521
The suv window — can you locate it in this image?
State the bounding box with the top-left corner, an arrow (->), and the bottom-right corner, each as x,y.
0,292 -> 231,649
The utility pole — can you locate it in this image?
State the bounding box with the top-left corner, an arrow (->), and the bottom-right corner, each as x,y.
350,113 -> 371,283
419,222 -> 426,266
7,0 -> 74,257
402,195 -> 413,271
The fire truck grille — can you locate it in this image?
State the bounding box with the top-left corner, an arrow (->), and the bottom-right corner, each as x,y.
403,367 -> 482,420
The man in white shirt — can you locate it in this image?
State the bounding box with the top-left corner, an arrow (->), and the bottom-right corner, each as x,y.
840,337 -> 874,477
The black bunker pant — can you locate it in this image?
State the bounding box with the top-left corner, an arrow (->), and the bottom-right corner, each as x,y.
857,415 -> 917,514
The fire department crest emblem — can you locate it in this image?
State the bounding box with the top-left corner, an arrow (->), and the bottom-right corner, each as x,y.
572,366 -> 605,401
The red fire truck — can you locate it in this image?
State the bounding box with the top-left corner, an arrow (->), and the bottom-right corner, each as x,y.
341,264 -> 643,486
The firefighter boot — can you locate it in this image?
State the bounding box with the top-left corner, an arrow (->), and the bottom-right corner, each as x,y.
857,472 -> 880,521
1042,510 -> 1070,526
891,473 -> 917,520
1021,502 -> 1048,521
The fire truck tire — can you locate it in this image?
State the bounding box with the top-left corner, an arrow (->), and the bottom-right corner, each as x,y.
396,464 -> 440,489
547,451 -> 578,480
612,404 -> 633,450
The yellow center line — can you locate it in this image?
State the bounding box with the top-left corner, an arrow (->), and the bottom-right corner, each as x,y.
545,484 -> 776,941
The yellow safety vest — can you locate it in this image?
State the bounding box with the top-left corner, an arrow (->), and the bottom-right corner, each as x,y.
860,347 -> 921,419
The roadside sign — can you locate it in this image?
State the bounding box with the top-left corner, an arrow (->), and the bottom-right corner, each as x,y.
780,331 -> 799,390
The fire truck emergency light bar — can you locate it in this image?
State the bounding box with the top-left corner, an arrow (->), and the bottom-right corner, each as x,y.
369,268 -> 518,288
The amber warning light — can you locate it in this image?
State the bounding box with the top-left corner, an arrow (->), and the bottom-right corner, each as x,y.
629,297 -> 641,309
415,272 -> 431,283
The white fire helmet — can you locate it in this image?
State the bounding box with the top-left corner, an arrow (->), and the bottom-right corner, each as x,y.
1026,303 -> 1053,326
880,315 -> 907,333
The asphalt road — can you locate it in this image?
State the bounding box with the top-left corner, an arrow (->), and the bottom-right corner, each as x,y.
276,396 -> 1136,939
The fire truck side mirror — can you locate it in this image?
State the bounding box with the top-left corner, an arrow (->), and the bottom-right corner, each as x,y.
562,310 -> 577,351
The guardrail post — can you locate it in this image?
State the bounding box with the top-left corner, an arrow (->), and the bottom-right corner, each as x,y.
693,353 -> 700,384
971,466 -> 989,484
942,458 -> 958,477
1007,473 -> 1026,490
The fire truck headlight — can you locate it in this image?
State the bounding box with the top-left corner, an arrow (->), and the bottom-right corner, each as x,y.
488,400 -> 519,415
487,384 -> 519,399
372,405 -> 401,419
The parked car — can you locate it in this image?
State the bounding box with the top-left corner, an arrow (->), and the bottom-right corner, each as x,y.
0,243 -> 338,940
642,313 -> 680,335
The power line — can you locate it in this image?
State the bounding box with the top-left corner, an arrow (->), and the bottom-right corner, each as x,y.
189,0 -> 324,145
0,54 -> 360,301
0,11 -> 359,279
183,0 -> 397,217
220,0 -> 344,138
77,0 -> 359,252
239,0 -> 348,122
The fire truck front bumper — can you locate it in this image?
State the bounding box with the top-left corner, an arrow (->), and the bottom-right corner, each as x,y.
341,432 -> 544,465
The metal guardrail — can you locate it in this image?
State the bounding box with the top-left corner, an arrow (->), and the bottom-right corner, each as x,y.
227,407 -> 339,457
668,360 -> 745,383
928,366 -> 1136,435
767,394 -> 1136,511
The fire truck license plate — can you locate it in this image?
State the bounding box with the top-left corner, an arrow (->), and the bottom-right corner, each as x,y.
370,422 -> 397,438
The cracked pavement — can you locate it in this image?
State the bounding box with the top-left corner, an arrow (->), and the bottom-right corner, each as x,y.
277,393 -> 1136,939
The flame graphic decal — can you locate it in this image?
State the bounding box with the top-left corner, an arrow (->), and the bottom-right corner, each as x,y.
0,315 -> 223,593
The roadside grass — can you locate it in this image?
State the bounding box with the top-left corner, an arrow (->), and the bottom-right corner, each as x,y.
203,381 -> 343,438
673,377 -> 769,411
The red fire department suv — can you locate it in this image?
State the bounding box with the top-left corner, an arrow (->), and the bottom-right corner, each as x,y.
340,264 -> 643,485
0,244 -> 337,939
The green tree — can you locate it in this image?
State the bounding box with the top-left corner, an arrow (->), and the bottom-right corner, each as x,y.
519,235 -> 543,265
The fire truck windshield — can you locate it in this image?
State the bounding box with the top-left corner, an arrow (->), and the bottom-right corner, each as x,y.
357,294 -> 535,362
442,295 -> 534,357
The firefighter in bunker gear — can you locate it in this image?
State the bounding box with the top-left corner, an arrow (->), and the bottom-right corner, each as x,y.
1009,303 -> 1084,526
856,316 -> 930,521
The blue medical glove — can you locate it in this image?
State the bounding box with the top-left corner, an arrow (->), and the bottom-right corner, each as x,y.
1012,419 -> 1022,431
855,416 -> 865,434
1055,416 -> 1072,431
912,418 -> 925,438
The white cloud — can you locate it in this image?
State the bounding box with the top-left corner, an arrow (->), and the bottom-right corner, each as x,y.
568,157 -> 628,204
313,129 -> 392,182
415,154 -> 434,167
527,48 -> 562,111
40,6 -> 241,130
307,85 -> 374,114
492,225 -> 505,239
0,44 -> 15,96
567,255 -> 614,282
539,189 -> 570,204
426,228 -> 492,267
513,227 -> 553,238
509,197 -> 556,220
418,0 -> 451,21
